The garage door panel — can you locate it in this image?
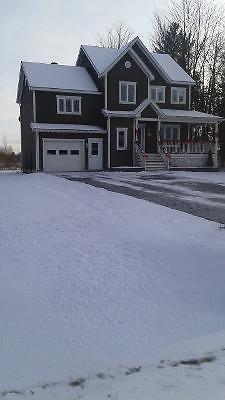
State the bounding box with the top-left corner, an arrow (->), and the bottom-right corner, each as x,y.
43,140 -> 84,172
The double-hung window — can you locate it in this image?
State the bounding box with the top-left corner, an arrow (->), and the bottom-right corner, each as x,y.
119,81 -> 136,104
57,96 -> 81,114
150,86 -> 165,103
160,125 -> 180,141
116,128 -> 128,150
171,87 -> 186,104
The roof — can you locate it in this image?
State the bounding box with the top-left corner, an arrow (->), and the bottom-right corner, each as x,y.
80,36 -> 195,84
81,41 -> 154,79
151,53 -> 195,85
30,123 -> 107,133
161,109 -> 223,123
81,45 -> 124,75
17,62 -> 101,103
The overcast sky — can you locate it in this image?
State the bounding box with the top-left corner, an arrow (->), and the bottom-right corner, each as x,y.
0,0 -> 168,152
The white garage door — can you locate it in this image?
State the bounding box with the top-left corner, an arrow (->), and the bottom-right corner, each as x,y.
43,139 -> 84,172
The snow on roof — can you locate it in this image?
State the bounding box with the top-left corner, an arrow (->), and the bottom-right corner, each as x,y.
161,108 -> 223,122
81,45 -> 126,75
22,62 -> 100,93
151,53 -> 195,84
30,123 -> 106,133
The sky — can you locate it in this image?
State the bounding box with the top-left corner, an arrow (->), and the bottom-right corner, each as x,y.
0,0 -> 168,152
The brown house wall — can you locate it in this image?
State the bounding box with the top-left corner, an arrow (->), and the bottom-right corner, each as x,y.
107,52 -> 148,111
109,118 -> 134,167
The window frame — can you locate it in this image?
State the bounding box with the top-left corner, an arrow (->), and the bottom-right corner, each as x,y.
150,86 -> 166,103
116,128 -> 128,150
160,125 -> 181,141
171,87 -> 186,104
56,96 -> 82,115
119,81 -> 137,104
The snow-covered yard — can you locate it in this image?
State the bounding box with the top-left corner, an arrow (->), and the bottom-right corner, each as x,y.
1,171 -> 225,399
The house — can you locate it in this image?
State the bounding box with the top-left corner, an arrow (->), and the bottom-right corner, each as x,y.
16,36 -> 223,173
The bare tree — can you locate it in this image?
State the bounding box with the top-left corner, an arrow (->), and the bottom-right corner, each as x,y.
151,0 -> 225,112
97,21 -> 135,49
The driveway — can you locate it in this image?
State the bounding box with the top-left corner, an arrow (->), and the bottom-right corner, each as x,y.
59,170 -> 225,224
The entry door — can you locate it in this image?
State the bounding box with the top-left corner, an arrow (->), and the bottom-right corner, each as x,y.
88,138 -> 103,170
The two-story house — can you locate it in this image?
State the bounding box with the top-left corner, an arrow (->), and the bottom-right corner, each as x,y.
17,36 -> 223,172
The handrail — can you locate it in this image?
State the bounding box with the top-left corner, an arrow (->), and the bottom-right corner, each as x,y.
158,143 -> 171,170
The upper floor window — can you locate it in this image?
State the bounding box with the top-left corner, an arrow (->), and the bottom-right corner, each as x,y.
171,87 -> 186,104
150,86 -> 165,103
116,128 -> 128,150
119,81 -> 136,104
57,96 -> 81,115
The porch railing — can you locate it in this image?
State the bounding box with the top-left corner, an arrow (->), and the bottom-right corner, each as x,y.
135,141 -> 145,167
160,140 -> 215,154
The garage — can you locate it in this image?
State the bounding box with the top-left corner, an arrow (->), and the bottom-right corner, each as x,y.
43,139 -> 85,172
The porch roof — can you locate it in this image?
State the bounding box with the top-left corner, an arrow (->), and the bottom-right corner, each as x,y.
160,109 -> 224,123
30,123 -> 107,133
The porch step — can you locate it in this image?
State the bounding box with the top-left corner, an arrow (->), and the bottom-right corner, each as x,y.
145,154 -> 166,171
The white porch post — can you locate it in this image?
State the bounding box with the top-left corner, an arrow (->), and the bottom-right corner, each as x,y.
107,117 -> 111,169
214,122 -> 219,167
187,123 -> 190,153
157,119 -> 161,153
35,130 -> 39,172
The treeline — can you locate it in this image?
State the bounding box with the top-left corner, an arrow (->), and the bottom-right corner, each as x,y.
0,143 -> 21,170
151,0 -> 225,161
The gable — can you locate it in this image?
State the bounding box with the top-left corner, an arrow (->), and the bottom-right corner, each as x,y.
140,103 -> 159,119
107,52 -> 149,111
131,40 -> 195,86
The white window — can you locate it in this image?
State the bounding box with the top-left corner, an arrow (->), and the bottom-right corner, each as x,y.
57,96 -> 81,114
160,125 -> 180,141
150,86 -> 165,103
116,128 -> 128,150
171,87 -> 186,104
119,81 -> 136,104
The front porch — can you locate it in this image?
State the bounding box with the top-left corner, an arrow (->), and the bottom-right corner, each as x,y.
135,120 -> 220,170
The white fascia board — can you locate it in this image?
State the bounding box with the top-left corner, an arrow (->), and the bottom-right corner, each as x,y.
80,45 -> 101,76
161,116 -> 223,123
128,48 -> 154,80
30,86 -> 102,95
134,38 -> 195,86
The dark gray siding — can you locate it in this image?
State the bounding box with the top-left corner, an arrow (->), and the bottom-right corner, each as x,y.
141,104 -> 158,119
107,52 -> 148,111
35,91 -> 105,127
20,84 -> 36,171
132,43 -> 190,110
110,118 -> 134,167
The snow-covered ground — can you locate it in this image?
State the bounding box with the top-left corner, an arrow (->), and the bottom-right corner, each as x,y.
1,171 -> 225,399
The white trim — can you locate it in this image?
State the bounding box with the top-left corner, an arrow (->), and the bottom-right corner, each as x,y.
128,48 -> 155,80
30,86 -> 102,95
56,95 -> 81,115
35,130 -> 39,171
107,117 -> 111,168
138,118 -> 158,121
116,127 -> 128,150
189,86 -> 191,110
150,86 -> 166,103
132,38 -> 195,86
104,74 -> 108,109
119,81 -> 136,104
32,90 -> 36,122
171,87 -> 186,105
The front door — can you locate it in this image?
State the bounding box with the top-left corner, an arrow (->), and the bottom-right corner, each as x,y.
149,132 -> 158,153
88,138 -> 103,170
